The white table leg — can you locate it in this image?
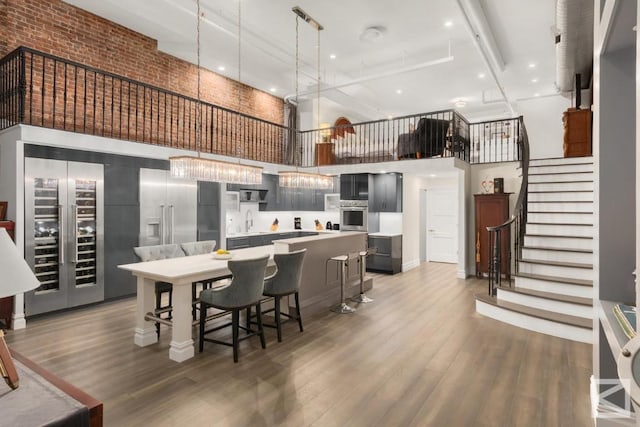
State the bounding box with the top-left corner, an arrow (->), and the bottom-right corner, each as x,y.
169,282 -> 195,362
134,277 -> 158,347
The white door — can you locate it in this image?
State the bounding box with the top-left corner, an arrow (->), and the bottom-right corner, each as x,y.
426,188 -> 458,263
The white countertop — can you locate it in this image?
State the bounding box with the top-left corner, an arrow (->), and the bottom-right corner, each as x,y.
273,231 -> 366,245
368,232 -> 402,237
227,229 -> 340,238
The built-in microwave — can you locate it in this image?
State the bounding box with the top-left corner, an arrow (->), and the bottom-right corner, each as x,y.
339,200 -> 368,231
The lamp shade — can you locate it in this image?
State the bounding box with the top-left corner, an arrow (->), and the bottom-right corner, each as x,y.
0,228 -> 40,298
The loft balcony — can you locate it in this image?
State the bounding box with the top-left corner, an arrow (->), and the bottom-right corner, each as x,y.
0,47 -> 524,166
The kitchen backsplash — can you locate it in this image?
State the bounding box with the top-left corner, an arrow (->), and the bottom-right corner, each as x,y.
226,203 -> 340,234
379,212 -> 403,234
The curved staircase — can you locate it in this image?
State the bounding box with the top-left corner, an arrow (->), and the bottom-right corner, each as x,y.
475,157 -> 594,343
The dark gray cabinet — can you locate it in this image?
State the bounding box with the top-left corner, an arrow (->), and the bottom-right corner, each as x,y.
197,182 -> 221,243
227,231 -> 318,249
367,234 -> 402,274
340,173 -> 370,200
371,173 -> 403,212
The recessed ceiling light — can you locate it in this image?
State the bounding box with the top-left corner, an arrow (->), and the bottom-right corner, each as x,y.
396,89 -> 403,94
329,54 -> 337,59
444,21 -> 453,28
429,174 -> 436,177
269,87 -> 277,93
477,72 -> 486,79
217,66 -> 225,71
454,100 -> 466,108
534,92 -> 540,97
528,63 -> 536,68
531,78 -> 538,83
380,170 -> 387,173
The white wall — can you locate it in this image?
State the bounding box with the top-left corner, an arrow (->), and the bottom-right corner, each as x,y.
401,174 -> 422,271
516,94 -> 571,159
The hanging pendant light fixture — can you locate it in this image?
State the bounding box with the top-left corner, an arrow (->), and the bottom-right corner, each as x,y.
169,0 -> 262,185
279,6 -> 333,190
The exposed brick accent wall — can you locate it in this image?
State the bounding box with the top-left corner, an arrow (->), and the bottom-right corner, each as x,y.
1,0 -> 285,162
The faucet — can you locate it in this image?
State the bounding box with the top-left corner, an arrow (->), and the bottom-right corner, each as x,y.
245,210 -> 253,232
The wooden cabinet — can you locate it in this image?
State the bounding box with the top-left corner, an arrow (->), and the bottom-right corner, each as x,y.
563,108 -> 592,157
315,143 -> 335,166
474,194 -> 510,277
0,221 -> 15,328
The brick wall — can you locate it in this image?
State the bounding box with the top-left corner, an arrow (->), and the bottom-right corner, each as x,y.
1,0 -> 285,162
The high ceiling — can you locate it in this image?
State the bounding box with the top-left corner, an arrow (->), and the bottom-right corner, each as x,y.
64,0 -> 559,124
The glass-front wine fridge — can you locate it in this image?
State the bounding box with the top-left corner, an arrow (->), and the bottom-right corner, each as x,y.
24,158 -> 104,316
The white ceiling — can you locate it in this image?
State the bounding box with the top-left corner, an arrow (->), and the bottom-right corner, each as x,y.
64,0 -> 559,124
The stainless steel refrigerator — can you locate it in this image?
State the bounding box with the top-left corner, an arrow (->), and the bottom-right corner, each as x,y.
25,158 -> 104,316
139,168 -> 197,246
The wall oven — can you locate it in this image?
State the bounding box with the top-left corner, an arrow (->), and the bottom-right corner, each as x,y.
340,200 -> 368,231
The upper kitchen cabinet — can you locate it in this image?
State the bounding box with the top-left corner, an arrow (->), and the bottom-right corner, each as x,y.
371,173 -> 403,212
340,173 -> 370,200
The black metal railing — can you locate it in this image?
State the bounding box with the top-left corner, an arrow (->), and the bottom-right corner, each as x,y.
486,116 -> 530,295
0,47 -> 288,164
1,47 -> 525,169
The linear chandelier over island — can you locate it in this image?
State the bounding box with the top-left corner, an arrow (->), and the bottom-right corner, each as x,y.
278,170 -> 334,190
170,156 -> 263,185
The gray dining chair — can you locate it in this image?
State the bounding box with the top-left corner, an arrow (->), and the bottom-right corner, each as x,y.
133,244 -> 185,338
180,240 -> 222,319
198,255 -> 270,363
259,249 -> 306,342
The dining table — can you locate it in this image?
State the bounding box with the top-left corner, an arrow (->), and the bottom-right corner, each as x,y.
118,245 -> 275,362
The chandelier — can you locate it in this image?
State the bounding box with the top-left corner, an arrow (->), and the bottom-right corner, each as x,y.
278,6 -> 333,190
278,171 -> 334,190
169,0 -> 263,184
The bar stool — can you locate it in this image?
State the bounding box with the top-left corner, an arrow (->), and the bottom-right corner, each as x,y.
351,247 -> 376,303
328,253 -> 359,314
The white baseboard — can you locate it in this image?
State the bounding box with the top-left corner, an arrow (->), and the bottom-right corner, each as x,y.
457,269 -> 467,279
402,259 -> 420,272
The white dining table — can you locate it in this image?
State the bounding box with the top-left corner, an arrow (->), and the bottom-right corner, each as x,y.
118,245 -> 275,362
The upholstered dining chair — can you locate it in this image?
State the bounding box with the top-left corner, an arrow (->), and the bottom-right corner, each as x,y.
198,255 -> 270,363
259,249 -> 306,342
133,244 -> 185,338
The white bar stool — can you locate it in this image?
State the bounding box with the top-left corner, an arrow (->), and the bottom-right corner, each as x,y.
328,254 -> 357,314
351,247 -> 376,303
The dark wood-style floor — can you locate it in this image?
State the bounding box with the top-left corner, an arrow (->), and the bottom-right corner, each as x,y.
5,263 -> 592,426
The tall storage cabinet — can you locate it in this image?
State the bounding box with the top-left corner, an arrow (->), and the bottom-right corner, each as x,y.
474,193 -> 510,277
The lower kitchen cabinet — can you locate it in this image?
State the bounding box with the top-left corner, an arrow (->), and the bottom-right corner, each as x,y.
227,231 -> 318,249
367,234 -> 402,274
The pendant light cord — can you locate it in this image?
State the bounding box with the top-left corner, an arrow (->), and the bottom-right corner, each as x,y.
316,25 -> 320,130
236,0 -> 242,160
196,0 -> 202,158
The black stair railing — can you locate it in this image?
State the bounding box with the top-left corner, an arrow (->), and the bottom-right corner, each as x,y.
486,116 -> 530,295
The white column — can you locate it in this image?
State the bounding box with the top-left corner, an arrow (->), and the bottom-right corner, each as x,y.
169,281 -> 195,362
134,276 -> 158,347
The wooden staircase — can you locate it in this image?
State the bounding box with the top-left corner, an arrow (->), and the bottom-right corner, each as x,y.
475,157 -> 594,343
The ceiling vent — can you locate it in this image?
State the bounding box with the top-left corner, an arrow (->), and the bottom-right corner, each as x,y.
555,0 -> 594,93
360,26 -> 386,43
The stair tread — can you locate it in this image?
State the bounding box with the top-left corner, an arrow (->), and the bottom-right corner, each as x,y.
528,200 -> 593,203
516,272 -> 593,287
528,190 -> 593,193
476,294 -> 592,329
529,180 -> 593,183
528,171 -> 593,176
527,222 -> 593,226
497,285 -> 593,306
526,233 -> 592,239
528,211 -> 592,214
519,258 -> 593,269
522,245 -> 593,254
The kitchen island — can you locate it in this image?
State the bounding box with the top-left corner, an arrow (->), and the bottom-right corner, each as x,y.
273,231 -> 371,317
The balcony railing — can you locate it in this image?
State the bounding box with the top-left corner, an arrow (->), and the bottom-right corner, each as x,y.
1,47 -> 525,167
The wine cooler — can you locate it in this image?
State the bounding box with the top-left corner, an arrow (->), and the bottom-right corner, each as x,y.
24,158 -> 104,316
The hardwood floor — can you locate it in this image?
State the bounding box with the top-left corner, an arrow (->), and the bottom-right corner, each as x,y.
5,262 -> 592,426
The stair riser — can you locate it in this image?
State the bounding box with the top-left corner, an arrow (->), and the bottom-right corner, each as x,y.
475,300 -> 592,343
529,157 -> 593,167
528,192 -> 593,202
527,212 -> 593,224
519,262 -> 593,281
529,182 -> 593,192
497,288 -> 593,319
523,235 -> 592,250
515,276 -> 592,297
529,172 -> 593,183
526,224 -> 592,237
521,248 -> 593,264
528,202 -> 593,212
528,164 -> 594,174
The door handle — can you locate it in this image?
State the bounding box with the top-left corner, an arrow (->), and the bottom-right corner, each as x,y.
159,204 -> 166,244
169,205 -> 174,244
58,204 -> 65,265
72,205 -> 78,264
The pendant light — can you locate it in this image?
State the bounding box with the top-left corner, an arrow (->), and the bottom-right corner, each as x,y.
278,6 -> 333,191
169,0 -> 262,185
